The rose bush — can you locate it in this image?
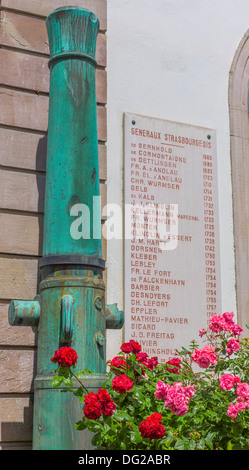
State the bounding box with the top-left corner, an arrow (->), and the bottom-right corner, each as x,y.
51,312 -> 249,450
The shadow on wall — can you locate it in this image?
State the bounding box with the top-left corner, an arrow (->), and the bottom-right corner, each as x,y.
1,399 -> 34,449
36,134 -> 47,261
1,134 -> 47,450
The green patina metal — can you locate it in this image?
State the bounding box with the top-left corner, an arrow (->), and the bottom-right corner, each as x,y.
8,6 -> 123,450
42,5 -> 102,264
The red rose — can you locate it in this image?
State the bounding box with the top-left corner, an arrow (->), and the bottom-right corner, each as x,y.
51,346 -> 78,368
102,401 -> 116,417
166,358 -> 181,374
97,388 -> 116,416
110,356 -> 128,371
120,340 -> 142,354
135,353 -> 158,371
135,353 -> 149,376
83,391 -> 102,420
136,352 -> 149,363
141,421 -> 166,439
147,356 -> 158,370
138,420 -> 149,438
120,342 -> 133,353
84,403 -> 102,420
139,413 -> 165,440
146,412 -> 162,423
97,388 -> 112,402
112,374 -> 133,393
83,389 -> 116,419
129,340 -> 141,353
84,392 -> 99,405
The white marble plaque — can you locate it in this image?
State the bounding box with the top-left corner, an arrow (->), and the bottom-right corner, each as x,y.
124,113 -> 221,363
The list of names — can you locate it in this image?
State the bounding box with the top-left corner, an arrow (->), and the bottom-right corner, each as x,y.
124,113 -> 221,363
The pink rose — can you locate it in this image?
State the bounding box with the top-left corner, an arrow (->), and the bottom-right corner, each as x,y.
209,314 -> 226,332
222,312 -> 235,332
227,403 -> 239,419
231,324 -> 243,336
184,385 -> 196,399
219,374 -> 238,390
197,353 -> 211,368
161,381 -> 195,417
154,380 -> 170,401
191,345 -> 218,368
226,338 -> 240,356
227,395 -> 249,419
208,312 -> 238,333
235,399 -> 246,411
223,320 -> 235,332
172,381 -> 184,393
236,382 -> 249,399
199,329 -> 206,337
173,403 -> 189,416
165,388 -> 177,407
174,393 -> 187,409
222,311 -> 235,322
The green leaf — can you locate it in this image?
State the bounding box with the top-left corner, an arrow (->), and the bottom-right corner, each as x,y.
174,439 -> 186,450
87,421 -> 103,433
205,432 -> 216,450
91,433 -> 102,446
227,440 -> 233,450
130,431 -> 142,444
62,376 -> 73,387
134,389 -> 145,403
51,376 -> 64,388
57,367 -> 70,377
76,369 -> 93,378
177,347 -> 190,356
72,386 -> 84,397
75,420 -> 87,431
115,411 -> 132,422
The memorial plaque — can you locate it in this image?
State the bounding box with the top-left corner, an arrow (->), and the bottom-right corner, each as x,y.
124,113 -> 221,363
